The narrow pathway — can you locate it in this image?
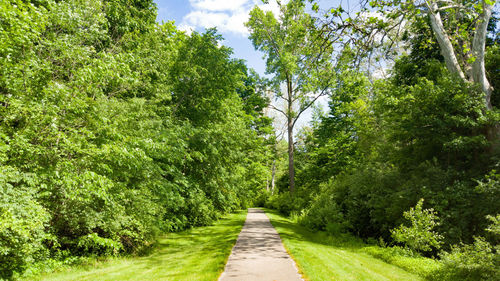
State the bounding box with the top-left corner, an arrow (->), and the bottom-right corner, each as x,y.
219,208 -> 303,281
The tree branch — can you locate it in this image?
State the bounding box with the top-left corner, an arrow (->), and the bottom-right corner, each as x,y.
292,86 -> 329,127
269,103 -> 288,117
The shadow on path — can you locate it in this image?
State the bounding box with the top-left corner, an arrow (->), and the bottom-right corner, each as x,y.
219,208 -> 303,281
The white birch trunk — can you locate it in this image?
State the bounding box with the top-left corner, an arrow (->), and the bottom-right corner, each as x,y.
471,0 -> 495,110
426,0 -> 496,111
426,1 -> 466,79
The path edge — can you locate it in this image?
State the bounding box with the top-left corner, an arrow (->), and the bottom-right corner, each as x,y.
217,209 -> 249,281
261,208 -> 306,281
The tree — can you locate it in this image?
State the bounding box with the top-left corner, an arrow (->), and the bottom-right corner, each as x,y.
317,0 -> 497,110
0,0 -> 273,276
410,0 -> 496,111
246,0 -> 334,192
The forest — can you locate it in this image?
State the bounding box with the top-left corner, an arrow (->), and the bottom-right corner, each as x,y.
0,0 -> 499,280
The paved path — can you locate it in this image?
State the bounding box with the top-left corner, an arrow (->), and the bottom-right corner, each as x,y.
219,208 -> 303,281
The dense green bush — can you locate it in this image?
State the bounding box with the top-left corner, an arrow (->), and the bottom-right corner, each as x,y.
437,237 -> 499,280
0,170 -> 50,279
435,214 -> 500,280
265,192 -> 304,216
289,61 -> 498,244
297,185 -> 349,235
391,199 -> 443,253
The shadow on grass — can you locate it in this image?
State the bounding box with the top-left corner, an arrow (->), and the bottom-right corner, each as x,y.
144,210 -> 246,258
36,210 -> 247,281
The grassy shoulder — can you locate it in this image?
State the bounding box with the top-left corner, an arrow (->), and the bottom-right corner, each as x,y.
31,210 -> 247,281
264,208 -> 440,281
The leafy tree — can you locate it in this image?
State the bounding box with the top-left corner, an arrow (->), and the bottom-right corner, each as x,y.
246,0 -> 334,192
310,0 -> 497,111
0,0 -> 272,277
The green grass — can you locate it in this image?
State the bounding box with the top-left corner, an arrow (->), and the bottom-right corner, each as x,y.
264,208 -> 437,281
362,246 -> 442,278
32,210 -> 247,281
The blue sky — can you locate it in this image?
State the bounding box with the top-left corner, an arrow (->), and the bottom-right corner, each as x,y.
155,0 -> 277,75
154,0 -> 340,75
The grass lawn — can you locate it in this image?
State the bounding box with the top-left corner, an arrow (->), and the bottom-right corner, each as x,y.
32,210 -> 247,281
264,209 -> 430,281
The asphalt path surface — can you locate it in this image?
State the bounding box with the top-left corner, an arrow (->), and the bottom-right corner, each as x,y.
219,208 -> 303,281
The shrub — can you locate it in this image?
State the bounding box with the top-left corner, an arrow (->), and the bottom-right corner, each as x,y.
77,233 -> 122,256
265,192 -> 304,216
391,198 -> 443,252
299,192 -> 349,235
437,237 -> 499,280
436,214 -> 500,281
0,168 -> 50,279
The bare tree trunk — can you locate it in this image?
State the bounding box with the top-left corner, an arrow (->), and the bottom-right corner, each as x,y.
426,0 -> 496,112
470,1 -> 498,143
426,1 -> 466,79
471,0 -> 494,110
288,118 -> 295,193
287,76 -> 295,193
271,159 -> 276,194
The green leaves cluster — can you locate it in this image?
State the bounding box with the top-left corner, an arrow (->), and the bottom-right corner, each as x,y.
391,199 -> 444,252
0,0 -> 272,278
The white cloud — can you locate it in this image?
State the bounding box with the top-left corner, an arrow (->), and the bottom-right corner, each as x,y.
189,0 -> 250,12
177,24 -> 194,35
258,0 -> 283,17
181,0 -> 287,37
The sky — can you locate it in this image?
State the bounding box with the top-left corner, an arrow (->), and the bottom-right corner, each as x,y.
154,0 -> 337,133
155,0 -> 281,75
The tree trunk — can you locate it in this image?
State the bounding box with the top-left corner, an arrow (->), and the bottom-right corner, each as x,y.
271,159 -> 276,194
427,0 -> 495,112
471,0 -> 494,110
470,1 -> 498,143
287,76 -> 295,193
288,118 -> 295,193
427,1 -> 466,79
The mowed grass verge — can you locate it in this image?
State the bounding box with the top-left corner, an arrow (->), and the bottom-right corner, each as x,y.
264,209 -> 429,281
33,210 -> 247,281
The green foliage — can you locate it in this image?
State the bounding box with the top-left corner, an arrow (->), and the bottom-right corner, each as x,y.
362,246 -> 442,279
438,236 -> 499,281
32,211 -> 247,281
0,169 -> 50,279
77,233 -> 122,256
284,53 -> 498,247
391,199 -> 444,252
246,0 -> 334,192
298,191 -> 349,235
0,0 -> 272,278
486,214 -> 500,237
274,37 -> 499,278
265,192 -> 305,216
486,44 -> 500,107
434,214 -> 500,280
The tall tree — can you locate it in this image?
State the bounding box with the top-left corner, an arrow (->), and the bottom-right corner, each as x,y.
317,0 -> 497,110
246,0 -> 334,192
413,0 -> 496,110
